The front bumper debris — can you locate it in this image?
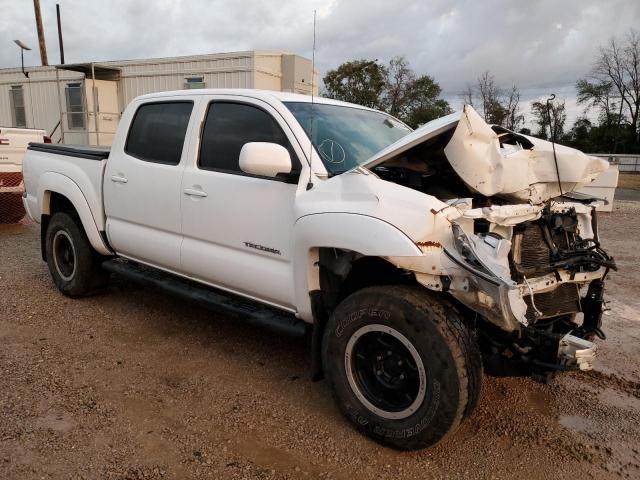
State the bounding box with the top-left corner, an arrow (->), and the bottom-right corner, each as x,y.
558,333 -> 597,371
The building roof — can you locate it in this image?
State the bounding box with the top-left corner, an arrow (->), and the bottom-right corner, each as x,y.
0,50 -> 297,74
55,63 -> 121,81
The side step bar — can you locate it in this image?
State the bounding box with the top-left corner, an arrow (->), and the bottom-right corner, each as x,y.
102,259 -> 308,338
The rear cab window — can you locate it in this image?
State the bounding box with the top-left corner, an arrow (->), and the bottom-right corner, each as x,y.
198,101 -> 301,180
125,101 -> 193,165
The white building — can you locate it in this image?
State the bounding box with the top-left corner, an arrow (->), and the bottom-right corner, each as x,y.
0,51 -> 318,145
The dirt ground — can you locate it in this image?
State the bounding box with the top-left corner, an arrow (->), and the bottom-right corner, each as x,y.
616,174 -> 640,202
617,173 -> 640,191
1,202 -> 639,480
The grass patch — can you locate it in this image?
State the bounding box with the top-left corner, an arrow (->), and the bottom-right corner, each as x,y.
618,173 -> 640,190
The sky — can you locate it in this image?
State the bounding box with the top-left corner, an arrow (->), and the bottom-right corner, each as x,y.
1,0 -> 638,128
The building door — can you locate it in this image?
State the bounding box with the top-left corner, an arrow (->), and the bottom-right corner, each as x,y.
85,79 -> 119,146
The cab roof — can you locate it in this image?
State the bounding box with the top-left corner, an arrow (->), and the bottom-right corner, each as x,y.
135,88 -> 380,112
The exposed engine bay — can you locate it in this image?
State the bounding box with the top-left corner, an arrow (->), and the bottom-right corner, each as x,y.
374,106 -> 617,380
456,204 -> 615,380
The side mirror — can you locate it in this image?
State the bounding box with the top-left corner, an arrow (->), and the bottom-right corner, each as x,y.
239,142 -> 292,178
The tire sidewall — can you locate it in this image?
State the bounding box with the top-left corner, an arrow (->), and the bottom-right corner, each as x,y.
323,288 -> 464,449
45,213 -> 96,296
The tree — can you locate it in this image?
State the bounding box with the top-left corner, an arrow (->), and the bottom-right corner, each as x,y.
503,86 -> 525,131
323,56 -> 451,128
404,75 -> 452,127
461,84 -> 474,107
576,73 -> 628,153
476,71 -> 504,125
577,29 -> 640,151
576,79 -> 617,125
462,71 -> 524,131
323,59 -> 387,109
530,98 -> 567,140
383,58 -> 451,127
561,117 -> 595,152
563,115 -> 629,153
383,56 -> 415,118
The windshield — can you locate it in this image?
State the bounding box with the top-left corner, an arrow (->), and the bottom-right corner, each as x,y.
284,102 -> 411,174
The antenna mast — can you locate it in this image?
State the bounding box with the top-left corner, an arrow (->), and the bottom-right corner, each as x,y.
306,10 -> 317,191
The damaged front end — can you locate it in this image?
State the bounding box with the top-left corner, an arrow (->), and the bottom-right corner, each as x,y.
442,202 -> 615,380
374,106 -> 616,380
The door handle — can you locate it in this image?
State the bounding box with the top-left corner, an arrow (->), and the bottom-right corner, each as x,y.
110,175 -> 128,184
183,188 -> 208,197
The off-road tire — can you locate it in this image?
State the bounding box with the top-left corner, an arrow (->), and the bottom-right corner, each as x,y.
322,285 -> 482,450
45,212 -> 108,297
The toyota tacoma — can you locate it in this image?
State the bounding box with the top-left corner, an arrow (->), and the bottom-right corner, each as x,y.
21,89 -> 616,450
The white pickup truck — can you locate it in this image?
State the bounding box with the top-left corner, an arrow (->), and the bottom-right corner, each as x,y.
22,89 -> 616,450
0,126 -> 48,222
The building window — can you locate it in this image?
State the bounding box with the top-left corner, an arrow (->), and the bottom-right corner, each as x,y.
9,85 -> 26,128
65,82 -> 86,129
184,76 -> 205,89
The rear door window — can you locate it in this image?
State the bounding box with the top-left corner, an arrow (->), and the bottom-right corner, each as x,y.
125,101 -> 193,165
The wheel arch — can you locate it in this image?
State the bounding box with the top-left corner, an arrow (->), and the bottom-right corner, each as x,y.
293,212 -> 422,323
38,172 -> 112,258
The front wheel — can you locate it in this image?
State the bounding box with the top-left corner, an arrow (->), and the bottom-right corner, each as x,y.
45,212 -> 109,297
322,285 -> 482,450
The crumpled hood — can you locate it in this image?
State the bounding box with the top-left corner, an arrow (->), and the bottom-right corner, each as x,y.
362,105 -> 609,204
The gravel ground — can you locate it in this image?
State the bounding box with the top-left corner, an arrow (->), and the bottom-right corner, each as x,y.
1,202 -> 639,480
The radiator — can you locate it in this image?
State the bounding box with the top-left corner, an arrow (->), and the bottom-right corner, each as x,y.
523,282 -> 581,323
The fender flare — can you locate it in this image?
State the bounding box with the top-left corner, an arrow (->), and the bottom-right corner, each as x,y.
293,212 -> 422,322
38,172 -> 112,256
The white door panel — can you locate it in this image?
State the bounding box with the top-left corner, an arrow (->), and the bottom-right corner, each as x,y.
181,234 -> 294,308
107,217 -> 182,269
104,99 -> 195,271
181,171 -> 297,307
105,160 -> 184,271
180,97 -> 302,309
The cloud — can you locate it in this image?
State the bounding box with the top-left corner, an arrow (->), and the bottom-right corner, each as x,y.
1,0 -> 638,126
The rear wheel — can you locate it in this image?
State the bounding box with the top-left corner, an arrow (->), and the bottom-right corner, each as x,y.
45,212 -> 108,297
322,285 -> 482,450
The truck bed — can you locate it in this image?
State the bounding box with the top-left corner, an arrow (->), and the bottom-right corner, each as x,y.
28,143 -> 110,161
22,142 -> 110,230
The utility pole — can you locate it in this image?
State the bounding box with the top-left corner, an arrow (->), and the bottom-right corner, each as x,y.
33,0 -> 48,66
56,3 -> 65,64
